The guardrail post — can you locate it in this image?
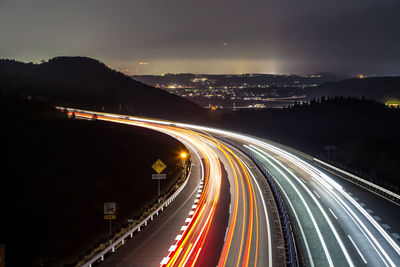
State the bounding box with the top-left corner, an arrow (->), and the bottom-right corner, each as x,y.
138,226 -> 141,232
145,220 -> 147,226
130,232 -> 133,238
112,246 -> 115,252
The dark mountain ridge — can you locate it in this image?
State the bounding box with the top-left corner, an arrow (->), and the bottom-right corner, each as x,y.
0,57 -> 206,122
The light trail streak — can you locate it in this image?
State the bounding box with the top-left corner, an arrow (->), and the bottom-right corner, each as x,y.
249,144 -> 354,267
65,109 -> 400,267
273,178 -> 315,267
68,111 -> 223,267
247,143 -> 398,266
245,145 -> 334,267
239,158 -> 272,267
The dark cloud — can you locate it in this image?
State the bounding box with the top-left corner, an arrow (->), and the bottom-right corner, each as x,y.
0,0 -> 398,74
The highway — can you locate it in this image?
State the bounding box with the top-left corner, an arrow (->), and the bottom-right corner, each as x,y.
65,108 -> 400,267
212,135 -> 400,267
68,110 -> 284,267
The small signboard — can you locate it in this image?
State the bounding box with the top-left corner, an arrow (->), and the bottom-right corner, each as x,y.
152,159 -> 167,174
104,202 -> 116,220
0,245 -> 4,267
152,174 -> 167,180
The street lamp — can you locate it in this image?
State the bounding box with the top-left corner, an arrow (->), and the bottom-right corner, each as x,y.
180,151 -> 188,178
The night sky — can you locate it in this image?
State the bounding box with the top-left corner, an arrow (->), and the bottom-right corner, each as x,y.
1,0 -> 399,75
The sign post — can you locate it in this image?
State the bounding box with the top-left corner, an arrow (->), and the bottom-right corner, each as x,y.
151,159 -> 167,202
104,202 -> 116,236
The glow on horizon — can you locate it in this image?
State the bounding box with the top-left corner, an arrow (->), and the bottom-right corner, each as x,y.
110,58 -> 283,76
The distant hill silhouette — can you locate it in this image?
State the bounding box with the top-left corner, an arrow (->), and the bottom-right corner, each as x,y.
308,77 -> 400,102
0,56 -> 206,122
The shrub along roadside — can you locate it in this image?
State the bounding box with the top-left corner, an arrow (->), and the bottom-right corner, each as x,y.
0,94 -> 187,266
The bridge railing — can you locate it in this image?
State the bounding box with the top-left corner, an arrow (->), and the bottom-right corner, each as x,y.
218,137 -> 298,267
244,134 -> 400,207
78,165 -> 192,267
313,158 -> 400,206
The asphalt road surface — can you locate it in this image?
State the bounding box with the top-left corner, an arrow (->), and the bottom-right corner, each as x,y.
67,108 -> 400,267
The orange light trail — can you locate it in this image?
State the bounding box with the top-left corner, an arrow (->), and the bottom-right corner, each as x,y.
67,110 -> 263,267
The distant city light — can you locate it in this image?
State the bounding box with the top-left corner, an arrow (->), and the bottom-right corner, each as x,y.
385,99 -> 400,108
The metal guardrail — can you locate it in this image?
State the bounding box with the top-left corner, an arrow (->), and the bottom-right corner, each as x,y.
313,158 -> 400,206
218,137 -> 298,267
237,132 -> 400,207
80,166 -> 192,267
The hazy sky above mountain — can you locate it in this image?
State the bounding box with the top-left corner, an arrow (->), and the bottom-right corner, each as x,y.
0,0 -> 399,75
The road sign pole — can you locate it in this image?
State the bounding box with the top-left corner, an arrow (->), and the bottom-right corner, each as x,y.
158,179 -> 160,203
152,159 -> 167,203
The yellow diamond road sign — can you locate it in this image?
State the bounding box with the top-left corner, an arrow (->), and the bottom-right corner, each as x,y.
152,159 -> 167,174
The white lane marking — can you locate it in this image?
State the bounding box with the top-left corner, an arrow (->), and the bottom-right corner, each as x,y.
196,194 -> 201,198
247,142 -> 399,264
185,218 -> 191,223
229,204 -> 231,214
329,209 -> 338,220
175,235 -> 182,240
192,205 -> 197,209
160,257 -> 170,265
313,190 -> 321,199
373,216 -> 382,221
194,199 -> 199,203
275,178 -> 315,267
94,112 -> 400,265
247,145 -> 334,267
224,227 -> 229,241
189,211 -> 194,216
348,235 -> 368,264
168,245 -> 177,252
298,177 -> 307,184
181,226 -> 188,231
249,145 -> 355,267
253,139 -> 395,265
198,189 -> 202,193
329,190 -> 390,267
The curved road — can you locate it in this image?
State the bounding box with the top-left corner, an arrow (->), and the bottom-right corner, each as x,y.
66,108 -> 400,267
68,110 -> 284,267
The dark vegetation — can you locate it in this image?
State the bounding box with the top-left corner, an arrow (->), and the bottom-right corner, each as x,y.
309,77 -> 400,101
0,57 -> 206,123
0,93 -> 187,266
218,97 -> 400,192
